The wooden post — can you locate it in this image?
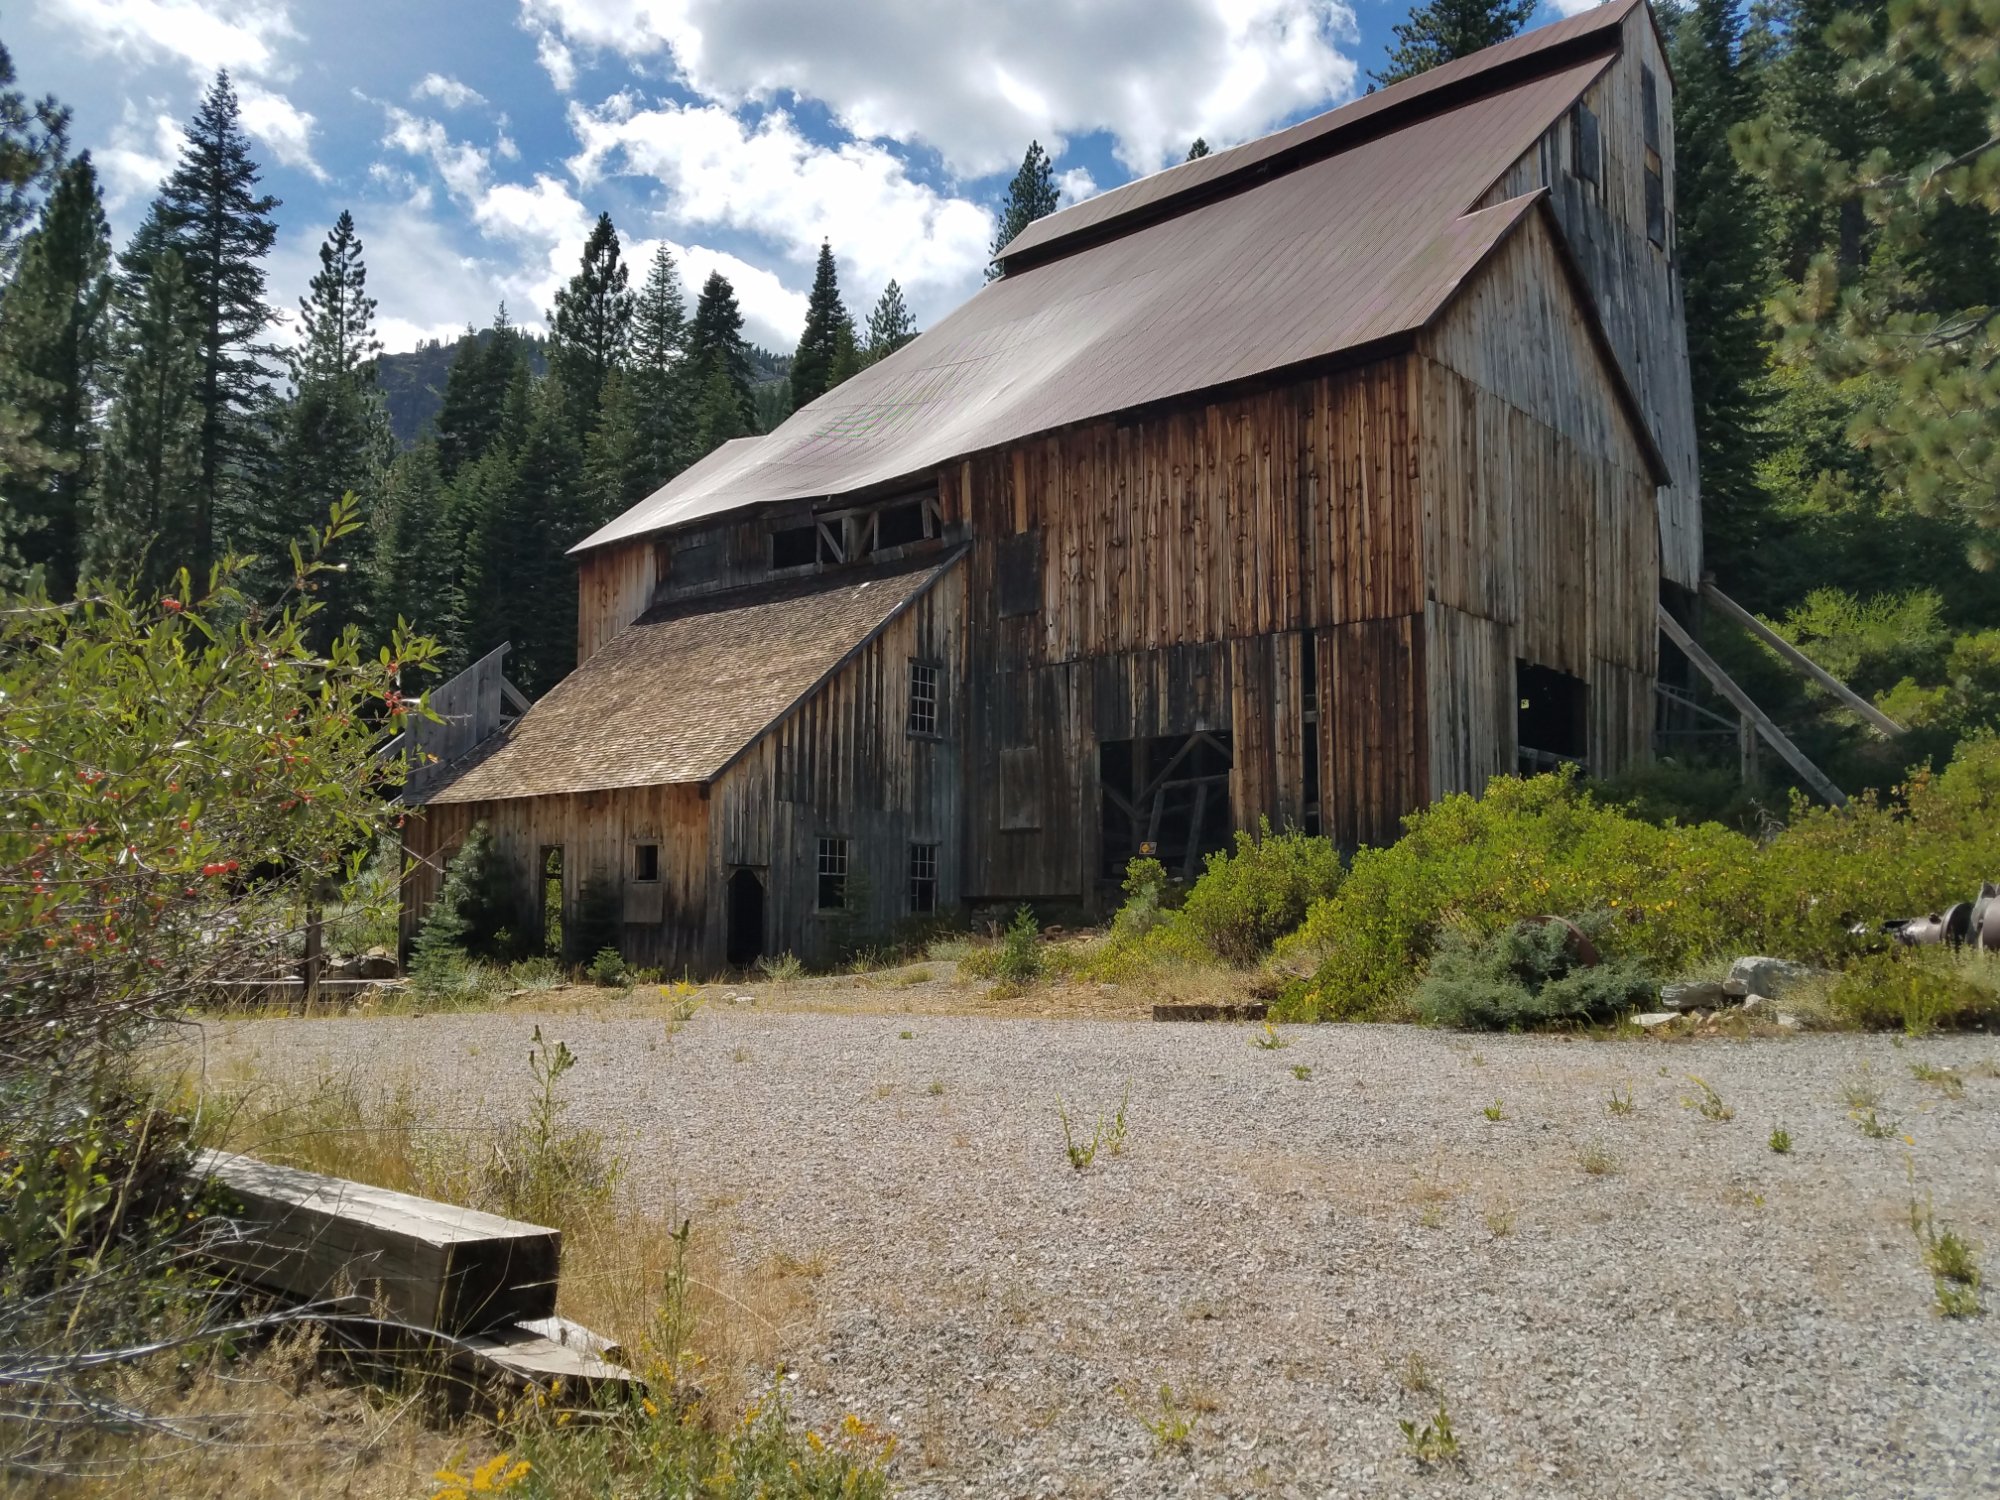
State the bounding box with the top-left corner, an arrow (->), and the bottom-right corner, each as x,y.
1700,582 -> 1905,738
1658,604 -> 1846,807
302,902 -> 324,1015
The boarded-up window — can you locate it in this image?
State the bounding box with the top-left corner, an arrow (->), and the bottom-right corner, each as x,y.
909,843 -> 938,914
624,841 -> 663,923
1570,102 -> 1599,185
673,541 -> 720,588
1640,65 -> 1661,151
772,524 -> 817,570
908,660 -> 940,736
816,837 -> 848,910
997,529 -> 1042,618
1645,156 -> 1667,248
999,747 -> 1041,830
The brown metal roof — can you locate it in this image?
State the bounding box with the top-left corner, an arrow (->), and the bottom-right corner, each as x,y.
425,551 -> 961,803
575,34 -> 1619,557
997,0 -> 1642,269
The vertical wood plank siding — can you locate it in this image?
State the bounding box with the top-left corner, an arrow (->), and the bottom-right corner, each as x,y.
574,541 -> 657,666
1479,8 -> 1701,587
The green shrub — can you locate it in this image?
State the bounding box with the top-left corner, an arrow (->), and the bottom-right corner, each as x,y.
1414,917 -> 1657,1029
412,821 -> 520,972
588,946 -> 629,987
1176,820 -> 1344,965
1831,951 -> 2000,1033
996,906 -> 1043,985
1274,745 -> 2000,1023
1110,857 -> 1173,943
1587,759 -> 1768,831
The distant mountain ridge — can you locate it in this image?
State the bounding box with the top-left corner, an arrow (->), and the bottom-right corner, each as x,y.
372,330 -> 794,448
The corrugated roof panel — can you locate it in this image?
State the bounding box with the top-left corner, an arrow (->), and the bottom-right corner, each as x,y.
575,54 -> 1611,555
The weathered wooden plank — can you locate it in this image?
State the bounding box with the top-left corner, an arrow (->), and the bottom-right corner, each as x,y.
200,1151 -> 560,1335
1699,583 -> 1905,738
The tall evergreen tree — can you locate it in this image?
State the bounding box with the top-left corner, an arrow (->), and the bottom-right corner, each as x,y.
790,240 -> 857,408
863,279 -> 917,364
0,152 -> 110,595
433,308 -> 525,481
686,271 -> 756,451
87,251 -> 202,590
1370,0 -> 1535,86
0,39 -> 69,276
1185,138 -> 1211,160
549,211 -> 634,439
131,70 -> 281,580
370,443 -> 453,641
456,373 -> 586,694
264,211 -> 391,636
988,142 -> 1059,276
583,367 -> 649,522
1661,0 -> 1775,589
629,244 -> 689,488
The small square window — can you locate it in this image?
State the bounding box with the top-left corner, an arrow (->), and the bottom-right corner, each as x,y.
772,524 -> 817,570
816,837 -> 849,911
633,843 -> 659,883
909,843 -> 938,915
908,661 -> 940,736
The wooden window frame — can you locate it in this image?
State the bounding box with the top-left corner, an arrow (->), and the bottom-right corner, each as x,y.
908,842 -> 938,916
815,836 -> 849,912
632,842 -> 660,884
907,660 -> 941,738
1569,102 -> 1599,187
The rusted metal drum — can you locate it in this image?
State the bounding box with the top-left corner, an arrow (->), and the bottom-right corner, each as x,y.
1522,914 -> 1602,968
1892,902 -> 1974,948
1971,884 -> 2000,952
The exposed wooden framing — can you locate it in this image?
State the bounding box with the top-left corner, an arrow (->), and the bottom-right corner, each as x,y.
1656,604 -> 1846,807
1700,581 -> 1905,738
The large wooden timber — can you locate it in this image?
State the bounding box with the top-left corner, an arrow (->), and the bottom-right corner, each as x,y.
200,1150 -> 560,1335
1699,582 -> 1906,739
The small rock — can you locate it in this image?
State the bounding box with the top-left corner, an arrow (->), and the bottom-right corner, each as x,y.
1728,956 -> 1828,1000
1722,977 -> 1750,1000
1629,1011 -> 1678,1029
356,946 -> 398,979
1660,980 -> 1725,1012
1776,1012 -> 1801,1030
1740,992 -> 1774,1014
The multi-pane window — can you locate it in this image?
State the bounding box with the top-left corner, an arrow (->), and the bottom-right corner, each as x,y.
909,843 -> 938,916
908,661 -> 940,736
633,843 -> 660,882
816,837 -> 849,911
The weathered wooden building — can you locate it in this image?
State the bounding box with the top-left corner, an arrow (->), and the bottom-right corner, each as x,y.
403,0 -> 1699,971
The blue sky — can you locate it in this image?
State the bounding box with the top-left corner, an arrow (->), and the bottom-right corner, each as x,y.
10,0 -> 1596,354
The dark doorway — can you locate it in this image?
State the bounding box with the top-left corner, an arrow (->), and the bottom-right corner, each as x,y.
1517,662 -> 1590,774
726,868 -> 766,968
539,845 -> 564,957
1099,731 -> 1234,881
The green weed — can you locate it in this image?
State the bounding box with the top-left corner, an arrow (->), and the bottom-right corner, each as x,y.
1769,1125 -> 1793,1154
1606,1084 -> 1636,1116
1291,1063 -> 1313,1081
1682,1075 -> 1734,1121
1398,1397 -> 1461,1468
1252,1022 -> 1291,1050
1911,1195 -> 1984,1318
1578,1143 -> 1621,1176
1911,1062 -> 1966,1099
1481,1099 -> 1505,1122
1139,1384 -> 1197,1451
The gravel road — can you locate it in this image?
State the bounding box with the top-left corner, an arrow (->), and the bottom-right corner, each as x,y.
207,1009 -> 2000,1499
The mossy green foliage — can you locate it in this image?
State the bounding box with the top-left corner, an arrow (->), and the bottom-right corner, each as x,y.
1415,917 -> 1657,1030
1276,744 -> 2000,1021
1832,951 -> 2000,1034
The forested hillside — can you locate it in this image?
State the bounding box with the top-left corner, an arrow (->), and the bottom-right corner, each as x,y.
0,1 -> 1994,798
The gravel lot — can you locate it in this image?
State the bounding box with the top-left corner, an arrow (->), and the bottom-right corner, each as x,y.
207,1007 -> 2000,1500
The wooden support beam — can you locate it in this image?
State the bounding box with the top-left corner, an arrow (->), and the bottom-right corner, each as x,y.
1657,604 -> 1847,807
199,1151 -> 560,1335
1700,582 -> 1905,738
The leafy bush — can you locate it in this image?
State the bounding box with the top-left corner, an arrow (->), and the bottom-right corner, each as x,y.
1831,951 -> 2000,1034
588,946 -> 629,987
1110,857 -> 1173,943
757,951 -> 806,982
995,905 -> 1043,985
1276,747 -> 2000,1022
1176,820 -> 1343,964
1414,917 -> 1657,1030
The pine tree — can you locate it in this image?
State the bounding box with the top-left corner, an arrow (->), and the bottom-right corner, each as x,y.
863,279 -> 918,364
583,367 -> 650,522
791,240 -> 858,408
0,39 -> 69,276
261,212 -> 391,637
630,244 -> 689,489
1186,138 -> 1211,160
1732,0 -> 2000,558
370,443 -> 453,642
456,373 -> 587,695
549,211 -> 634,439
87,250 -> 203,590
988,142 -> 1060,276
131,70 -> 281,581
1370,0 -> 1536,86
1660,0 -> 1775,589
686,271 -> 756,452
434,308 -> 525,480
0,152 -> 110,596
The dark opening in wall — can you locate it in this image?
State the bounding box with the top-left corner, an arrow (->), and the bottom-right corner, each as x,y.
1517,661 -> 1590,774
876,501 -> 926,550
1098,731 -> 1233,881
772,524 -> 817,570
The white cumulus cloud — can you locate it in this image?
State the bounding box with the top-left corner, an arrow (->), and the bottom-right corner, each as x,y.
519,0 -> 1358,175
237,79 -> 324,179
413,72 -> 487,110
36,0 -> 296,77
